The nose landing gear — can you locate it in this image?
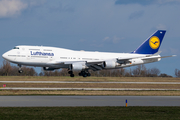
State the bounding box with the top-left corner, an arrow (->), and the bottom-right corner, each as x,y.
18,64 -> 23,73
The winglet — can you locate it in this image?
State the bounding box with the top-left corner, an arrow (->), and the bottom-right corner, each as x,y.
132,30 -> 166,54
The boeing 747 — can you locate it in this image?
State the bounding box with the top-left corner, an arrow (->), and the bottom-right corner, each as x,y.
2,30 -> 175,77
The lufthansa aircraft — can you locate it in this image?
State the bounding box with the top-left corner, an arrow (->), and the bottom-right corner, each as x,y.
2,30 -> 175,77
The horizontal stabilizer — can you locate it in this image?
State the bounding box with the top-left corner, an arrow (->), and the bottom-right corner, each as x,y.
153,51 -> 162,56
142,55 -> 176,60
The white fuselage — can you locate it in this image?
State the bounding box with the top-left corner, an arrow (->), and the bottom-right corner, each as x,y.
2,45 -> 160,70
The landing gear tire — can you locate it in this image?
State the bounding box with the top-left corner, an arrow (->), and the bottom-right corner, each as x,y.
18,64 -> 23,73
87,73 -> 91,76
70,74 -> 74,77
68,71 -> 73,74
18,70 -> 23,73
68,70 -> 75,77
79,71 -> 91,77
79,72 -> 82,76
83,74 -> 87,77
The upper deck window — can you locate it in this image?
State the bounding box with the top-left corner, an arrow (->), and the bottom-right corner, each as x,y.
13,47 -> 19,49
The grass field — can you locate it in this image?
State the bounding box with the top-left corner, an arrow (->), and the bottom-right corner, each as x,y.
0,76 -> 180,82
1,83 -> 180,89
0,107 -> 179,120
0,76 -> 180,95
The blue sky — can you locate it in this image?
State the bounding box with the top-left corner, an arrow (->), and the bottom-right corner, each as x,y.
0,0 -> 179,76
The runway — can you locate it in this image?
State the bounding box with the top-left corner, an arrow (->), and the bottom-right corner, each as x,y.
0,96 -> 179,107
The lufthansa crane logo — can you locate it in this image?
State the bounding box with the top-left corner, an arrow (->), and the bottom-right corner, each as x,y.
149,36 -> 160,49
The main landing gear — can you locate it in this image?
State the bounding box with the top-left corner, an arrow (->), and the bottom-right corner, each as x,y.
68,71 -> 74,77
79,71 -> 91,77
68,70 -> 91,77
18,64 -> 23,73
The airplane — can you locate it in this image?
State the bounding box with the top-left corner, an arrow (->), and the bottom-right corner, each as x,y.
2,30 -> 175,77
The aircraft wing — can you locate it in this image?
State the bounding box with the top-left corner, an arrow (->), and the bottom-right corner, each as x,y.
48,60 -> 104,65
47,60 -> 105,71
47,61 -> 83,65
86,54 -> 176,71
47,54 -> 176,71
116,56 -> 147,65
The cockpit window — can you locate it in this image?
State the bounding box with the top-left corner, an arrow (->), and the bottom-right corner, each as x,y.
13,47 -> 19,49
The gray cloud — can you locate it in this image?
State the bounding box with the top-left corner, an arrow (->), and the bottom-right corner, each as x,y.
129,10 -> 144,20
0,0 -> 27,18
48,2 -> 75,13
115,0 -> 155,5
156,24 -> 167,30
103,36 -> 124,44
115,0 -> 180,5
0,0 -> 46,18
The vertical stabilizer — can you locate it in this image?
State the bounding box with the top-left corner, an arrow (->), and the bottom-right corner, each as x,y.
132,30 -> 166,54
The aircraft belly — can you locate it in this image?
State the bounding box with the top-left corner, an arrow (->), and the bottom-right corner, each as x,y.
12,61 -> 68,68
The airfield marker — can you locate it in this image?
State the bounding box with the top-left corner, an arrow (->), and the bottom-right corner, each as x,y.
126,99 -> 128,107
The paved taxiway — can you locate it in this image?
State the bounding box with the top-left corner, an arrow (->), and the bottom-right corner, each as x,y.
1,87 -> 180,91
0,96 -> 179,107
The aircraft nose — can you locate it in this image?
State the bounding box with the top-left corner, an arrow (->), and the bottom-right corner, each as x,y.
2,52 -> 8,60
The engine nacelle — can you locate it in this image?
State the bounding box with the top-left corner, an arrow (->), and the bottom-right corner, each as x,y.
43,67 -> 56,71
71,62 -> 86,71
103,60 -> 116,69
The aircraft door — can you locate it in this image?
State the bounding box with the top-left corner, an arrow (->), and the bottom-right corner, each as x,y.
49,56 -> 54,61
27,55 -> 31,60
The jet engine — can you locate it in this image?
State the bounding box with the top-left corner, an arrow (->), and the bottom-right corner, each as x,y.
103,60 -> 116,69
71,62 -> 86,71
43,67 -> 56,71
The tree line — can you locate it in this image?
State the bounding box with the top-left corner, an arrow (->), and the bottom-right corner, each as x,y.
0,60 -> 180,77
0,60 -> 37,76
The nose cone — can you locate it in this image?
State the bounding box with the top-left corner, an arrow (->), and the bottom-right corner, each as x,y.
2,52 -> 8,60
